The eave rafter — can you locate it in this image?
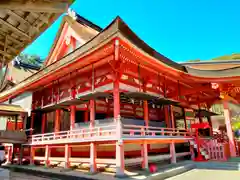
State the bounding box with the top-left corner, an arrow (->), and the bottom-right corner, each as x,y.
0,0 -> 73,64
168,85 -> 215,98
0,0 -> 69,13
0,18 -> 31,40
5,10 -> 39,34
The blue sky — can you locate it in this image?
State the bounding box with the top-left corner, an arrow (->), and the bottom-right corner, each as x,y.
24,0 -> 240,62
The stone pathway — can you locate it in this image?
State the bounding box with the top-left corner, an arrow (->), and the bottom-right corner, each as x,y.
167,169 -> 240,180
10,172 -> 59,180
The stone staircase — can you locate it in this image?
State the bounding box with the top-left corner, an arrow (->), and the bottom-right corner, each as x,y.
195,161 -> 240,171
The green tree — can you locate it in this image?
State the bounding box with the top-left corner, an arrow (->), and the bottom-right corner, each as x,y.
17,53 -> 44,67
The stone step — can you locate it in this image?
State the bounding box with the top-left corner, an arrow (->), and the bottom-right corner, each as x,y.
148,163 -> 196,180
195,162 -> 240,171
228,157 -> 240,162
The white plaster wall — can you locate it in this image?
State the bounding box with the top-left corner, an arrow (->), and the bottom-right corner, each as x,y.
11,92 -> 33,116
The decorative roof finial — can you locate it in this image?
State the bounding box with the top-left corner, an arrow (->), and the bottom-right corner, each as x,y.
67,8 -> 77,20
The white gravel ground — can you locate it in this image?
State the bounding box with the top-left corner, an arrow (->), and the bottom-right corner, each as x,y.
167,169 -> 240,180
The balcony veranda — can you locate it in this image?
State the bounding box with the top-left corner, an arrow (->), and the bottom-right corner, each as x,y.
27,118 -> 193,146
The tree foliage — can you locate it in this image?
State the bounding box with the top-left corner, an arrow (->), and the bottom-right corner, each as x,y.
15,53 -> 44,67
212,53 -> 240,61
187,53 -> 240,62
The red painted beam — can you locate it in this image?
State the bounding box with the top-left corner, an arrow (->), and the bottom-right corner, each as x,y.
168,85 -> 215,99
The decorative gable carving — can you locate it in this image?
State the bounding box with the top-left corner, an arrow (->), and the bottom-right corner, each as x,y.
44,12 -> 101,67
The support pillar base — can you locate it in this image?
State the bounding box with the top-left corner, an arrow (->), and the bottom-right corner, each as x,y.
90,142 -> 97,173
115,141 -> 125,177
170,142 -> 176,164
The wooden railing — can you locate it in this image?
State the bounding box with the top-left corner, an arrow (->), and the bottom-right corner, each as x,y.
29,121 -> 192,145
199,138 -> 229,161
30,124 -> 117,145
122,124 -> 192,137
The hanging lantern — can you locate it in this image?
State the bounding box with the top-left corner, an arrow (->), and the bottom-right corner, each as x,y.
139,100 -> 142,106
131,99 -> 134,104
105,98 -> 108,103
211,83 -> 219,89
152,104 -> 155,108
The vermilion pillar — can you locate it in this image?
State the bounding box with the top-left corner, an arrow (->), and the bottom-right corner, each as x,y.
41,113 -> 46,134
84,111 -> 89,123
183,108 -> 187,129
45,145 -> 50,167
30,147 -> 35,165
142,100 -> 149,170
70,105 -> 76,130
207,115 -> 213,136
64,144 -> 71,168
90,142 -> 97,173
170,141 -> 176,164
55,109 -> 61,132
30,112 -> 35,135
164,106 -> 170,128
113,74 -> 124,176
170,105 -> 175,128
223,101 -> 237,157
143,101 -> 149,126
90,100 -> 95,127
113,79 -> 120,120
7,146 -> 12,164
89,99 -> 97,173
116,141 -> 125,177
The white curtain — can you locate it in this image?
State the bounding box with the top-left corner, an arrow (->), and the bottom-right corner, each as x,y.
0,116 -> 7,130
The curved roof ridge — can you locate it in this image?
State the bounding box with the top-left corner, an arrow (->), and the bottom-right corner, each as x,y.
113,16 -> 186,72
185,65 -> 240,78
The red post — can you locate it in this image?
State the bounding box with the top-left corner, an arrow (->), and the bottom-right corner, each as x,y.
90,100 -> 95,127
170,105 -> 175,128
30,147 -> 35,165
90,142 -> 97,173
194,129 -> 204,161
64,144 -> 71,168
164,106 -> 170,128
223,101 -> 237,157
113,78 -> 120,120
55,109 -> 61,132
70,105 -> 76,130
114,39 -> 124,177
41,113 -> 46,134
7,146 -> 12,163
143,101 -> 149,127
84,111 -> 89,123
116,141 -> 125,177
183,108 -> 187,130
45,145 -> 50,167
89,99 -> 96,173
30,112 -> 35,135
142,100 -> 149,169
170,141 -> 176,163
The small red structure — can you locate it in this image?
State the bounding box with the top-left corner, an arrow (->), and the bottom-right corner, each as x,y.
191,123 -> 211,162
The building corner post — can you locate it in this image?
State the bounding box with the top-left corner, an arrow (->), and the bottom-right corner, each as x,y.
64,144 -> 71,168
70,105 -> 76,130
223,101 -> 237,157
90,142 -> 97,173
115,140 -> 125,177
170,141 -> 176,164
45,145 -> 50,167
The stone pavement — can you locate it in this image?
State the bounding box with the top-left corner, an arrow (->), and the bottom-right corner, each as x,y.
166,169 -> 240,180
10,172 -> 57,180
